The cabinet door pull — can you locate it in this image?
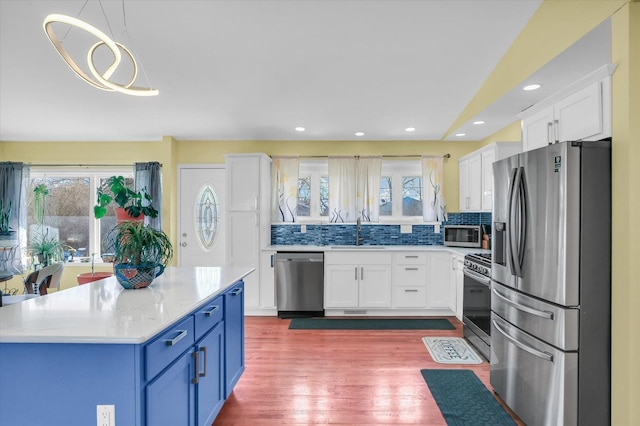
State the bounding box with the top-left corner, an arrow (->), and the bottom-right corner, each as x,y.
404,289 -> 418,293
199,346 -> 207,378
192,350 -> 199,384
405,267 -> 418,271
547,122 -> 553,144
355,267 -> 358,280
231,288 -> 243,296
203,306 -> 220,316
405,255 -> 418,259
166,329 -> 187,346
360,267 -> 364,280
554,119 -> 559,142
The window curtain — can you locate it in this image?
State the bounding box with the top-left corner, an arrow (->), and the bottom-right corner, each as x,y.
134,162 -> 162,230
271,157 -> 300,223
422,156 -> 447,222
328,157 -> 357,222
0,162 -> 29,273
356,157 -> 381,222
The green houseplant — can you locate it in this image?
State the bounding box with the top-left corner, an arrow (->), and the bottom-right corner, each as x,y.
94,175 -> 159,220
104,221 -> 173,289
29,228 -> 62,267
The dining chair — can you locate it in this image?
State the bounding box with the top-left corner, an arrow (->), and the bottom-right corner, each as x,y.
24,262 -> 64,295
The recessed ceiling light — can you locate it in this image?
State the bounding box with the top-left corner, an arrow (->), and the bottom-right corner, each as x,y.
405,127 -> 416,132
455,133 -> 466,137
295,126 -> 305,132
355,132 -> 365,136
523,84 -> 541,91
473,120 -> 485,125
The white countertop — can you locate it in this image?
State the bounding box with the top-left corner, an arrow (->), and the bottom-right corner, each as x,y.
265,244 -> 489,256
0,266 -> 254,345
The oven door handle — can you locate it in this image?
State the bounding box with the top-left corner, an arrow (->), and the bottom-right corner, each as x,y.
491,287 -> 554,320
462,267 -> 491,286
492,319 -> 554,362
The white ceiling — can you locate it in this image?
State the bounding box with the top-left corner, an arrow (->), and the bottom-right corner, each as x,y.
0,0 -> 611,143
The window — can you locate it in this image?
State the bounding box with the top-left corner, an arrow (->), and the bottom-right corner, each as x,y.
28,169 -> 133,264
297,160 -> 329,221
379,160 -> 423,221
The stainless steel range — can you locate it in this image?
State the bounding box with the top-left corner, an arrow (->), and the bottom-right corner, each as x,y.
462,252 -> 491,360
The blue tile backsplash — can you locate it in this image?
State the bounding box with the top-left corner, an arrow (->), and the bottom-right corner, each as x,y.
271,212 -> 492,246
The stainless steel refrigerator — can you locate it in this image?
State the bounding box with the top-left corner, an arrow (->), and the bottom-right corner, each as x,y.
490,140 -> 611,426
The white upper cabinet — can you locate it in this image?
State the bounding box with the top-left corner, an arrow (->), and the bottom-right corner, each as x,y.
520,64 -> 615,153
459,142 -> 521,212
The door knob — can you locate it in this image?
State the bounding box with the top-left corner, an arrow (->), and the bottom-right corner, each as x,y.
181,242 -> 187,247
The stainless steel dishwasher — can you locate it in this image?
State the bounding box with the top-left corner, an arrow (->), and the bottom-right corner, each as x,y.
275,252 -> 324,318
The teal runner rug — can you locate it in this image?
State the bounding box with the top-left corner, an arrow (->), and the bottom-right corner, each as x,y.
421,369 -> 516,426
288,318 -> 454,330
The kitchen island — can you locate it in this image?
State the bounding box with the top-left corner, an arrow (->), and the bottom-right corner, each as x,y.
0,266 -> 254,426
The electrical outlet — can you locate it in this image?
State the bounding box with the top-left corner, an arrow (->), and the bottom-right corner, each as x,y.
400,224 -> 412,234
434,224 -> 441,234
300,224 -> 307,233
97,405 -> 115,426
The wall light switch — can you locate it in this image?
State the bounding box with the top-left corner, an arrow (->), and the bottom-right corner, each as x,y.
300,224 -> 307,234
400,224 -> 412,234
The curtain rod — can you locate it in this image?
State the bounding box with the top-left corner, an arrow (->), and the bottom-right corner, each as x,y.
27,163 -> 163,167
285,154 -> 450,159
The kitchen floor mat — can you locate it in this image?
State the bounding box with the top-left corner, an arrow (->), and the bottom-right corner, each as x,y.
288,317 -> 455,330
422,337 -> 483,364
421,369 -> 517,425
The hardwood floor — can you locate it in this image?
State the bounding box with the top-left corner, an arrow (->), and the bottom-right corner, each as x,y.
214,316 -> 523,425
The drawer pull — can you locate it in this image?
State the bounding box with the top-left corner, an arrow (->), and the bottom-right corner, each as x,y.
192,351 -> 199,384
166,329 -> 187,346
204,306 -> 220,316
405,255 -> 418,259
404,289 -> 419,293
405,267 -> 418,271
231,288 -> 243,296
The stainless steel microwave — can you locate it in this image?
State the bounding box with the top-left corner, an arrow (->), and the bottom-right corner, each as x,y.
443,225 -> 482,248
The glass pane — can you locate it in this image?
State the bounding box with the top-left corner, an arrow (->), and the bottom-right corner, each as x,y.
297,177 -> 310,217
379,176 -> 392,216
320,176 -> 329,216
28,177 -> 90,264
402,176 -> 423,216
195,184 -> 220,252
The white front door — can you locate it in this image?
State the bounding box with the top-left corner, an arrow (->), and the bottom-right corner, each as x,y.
178,166 -> 225,266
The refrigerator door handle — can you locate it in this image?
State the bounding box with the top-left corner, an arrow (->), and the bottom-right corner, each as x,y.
509,167 -> 524,277
516,168 -> 528,275
492,287 -> 554,319
492,319 -> 554,362
507,167 -> 519,275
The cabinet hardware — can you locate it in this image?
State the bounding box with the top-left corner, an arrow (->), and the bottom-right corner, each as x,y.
166,329 -> 187,346
192,350 -> 199,384
405,255 -> 418,258
200,346 -> 207,378
404,289 -> 418,293
203,306 -> 220,316
360,267 -> 364,280
547,122 -> 553,144
355,267 -> 358,280
405,267 -> 418,271
554,119 -> 559,142
231,288 -> 243,296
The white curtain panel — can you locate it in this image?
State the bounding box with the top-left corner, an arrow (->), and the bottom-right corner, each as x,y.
328,157 -> 357,222
271,157 -> 300,222
356,157 -> 381,222
422,156 -> 447,222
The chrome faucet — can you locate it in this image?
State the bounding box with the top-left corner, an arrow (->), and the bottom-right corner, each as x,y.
356,217 -> 362,246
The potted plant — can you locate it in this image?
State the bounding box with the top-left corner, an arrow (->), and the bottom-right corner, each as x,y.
104,221 -> 173,289
94,175 -> 159,222
0,199 -> 18,248
77,253 -> 114,285
29,227 -> 62,267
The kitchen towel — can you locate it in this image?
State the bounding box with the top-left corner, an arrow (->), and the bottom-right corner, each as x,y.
421,369 -> 517,426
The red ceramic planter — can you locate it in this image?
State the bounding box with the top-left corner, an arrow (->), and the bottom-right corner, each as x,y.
77,272 -> 114,285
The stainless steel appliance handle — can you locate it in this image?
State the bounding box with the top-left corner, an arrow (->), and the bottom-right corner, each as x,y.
492,319 -> 554,362
516,169 -> 527,275
462,267 -> 490,286
508,167 -> 522,276
491,287 -> 553,319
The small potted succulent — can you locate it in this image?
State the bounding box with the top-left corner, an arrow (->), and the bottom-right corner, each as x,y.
103,221 -> 173,289
0,199 -> 18,248
94,175 -> 159,222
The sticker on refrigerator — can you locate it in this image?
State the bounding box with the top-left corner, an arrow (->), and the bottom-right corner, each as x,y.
554,156 -> 562,173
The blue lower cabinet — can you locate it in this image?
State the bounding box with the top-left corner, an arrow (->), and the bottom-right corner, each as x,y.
196,322 -> 225,426
146,348 -> 196,426
224,280 -> 245,398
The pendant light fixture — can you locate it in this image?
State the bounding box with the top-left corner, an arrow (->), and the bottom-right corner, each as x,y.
43,0 -> 158,96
